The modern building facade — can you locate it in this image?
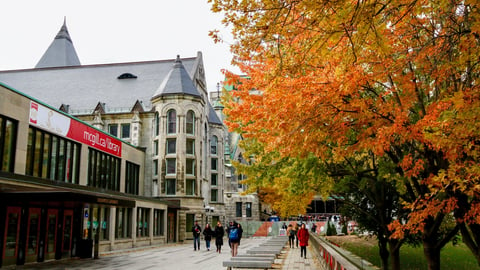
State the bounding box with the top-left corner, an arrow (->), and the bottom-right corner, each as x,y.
0,20 -> 230,267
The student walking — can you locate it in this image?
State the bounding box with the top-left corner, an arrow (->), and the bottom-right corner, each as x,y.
298,223 -> 309,259
294,223 -> 299,248
203,223 -> 213,251
214,221 -> 225,253
192,221 -> 202,251
226,221 -> 242,257
287,224 -> 295,248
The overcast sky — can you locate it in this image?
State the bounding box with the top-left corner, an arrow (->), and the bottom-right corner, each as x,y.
0,0 -> 238,93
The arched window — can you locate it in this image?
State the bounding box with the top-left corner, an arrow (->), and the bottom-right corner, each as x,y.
155,112 -> 160,136
167,109 -> 176,134
186,110 -> 195,135
211,135 -> 218,155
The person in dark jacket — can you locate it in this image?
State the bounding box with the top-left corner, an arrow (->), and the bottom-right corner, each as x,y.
226,221 -> 242,257
203,223 -> 213,251
192,221 -> 202,251
214,221 -> 225,253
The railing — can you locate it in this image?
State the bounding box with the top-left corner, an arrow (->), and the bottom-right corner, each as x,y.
309,233 -> 377,270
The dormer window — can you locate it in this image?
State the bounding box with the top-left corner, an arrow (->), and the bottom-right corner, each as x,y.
117,73 -> 137,79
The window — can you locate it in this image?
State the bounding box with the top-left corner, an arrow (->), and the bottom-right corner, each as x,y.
186,214 -> 195,235
121,123 -> 130,138
186,139 -> 195,155
186,159 -> 195,176
186,179 -> 195,195
87,148 -> 121,191
153,140 -> 159,156
186,110 -> 195,134
211,158 -> 218,171
153,160 -> 158,176
166,138 -> 176,154
125,161 -> 140,195
211,136 -> 218,155
116,207 -> 132,239
166,179 -> 176,195
26,126 -> 80,183
211,173 -> 217,186
108,124 -> 118,137
167,109 -> 176,134
155,112 -> 160,136
99,208 -> 110,240
166,158 -> 176,175
137,208 -> 150,237
246,202 -> 252,217
0,115 -> 17,173
211,189 -> 218,202
153,209 -> 165,236
236,202 -> 242,217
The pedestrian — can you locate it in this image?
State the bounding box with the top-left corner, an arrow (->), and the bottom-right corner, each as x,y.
287,224 -> 295,248
192,220 -> 202,251
227,221 -> 241,257
298,223 -> 309,259
237,223 -> 244,245
203,223 -> 213,251
294,223 -> 299,248
227,221 -> 233,248
282,222 -> 287,229
214,221 -> 225,253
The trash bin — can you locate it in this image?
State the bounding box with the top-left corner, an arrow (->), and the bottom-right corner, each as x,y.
77,239 -> 93,258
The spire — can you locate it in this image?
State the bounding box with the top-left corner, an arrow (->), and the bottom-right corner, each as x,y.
35,17 -> 81,68
152,55 -> 202,99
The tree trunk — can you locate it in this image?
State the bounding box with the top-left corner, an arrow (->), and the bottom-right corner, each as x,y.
423,240 -> 441,270
389,238 -> 401,270
458,222 -> 480,267
378,236 -> 390,270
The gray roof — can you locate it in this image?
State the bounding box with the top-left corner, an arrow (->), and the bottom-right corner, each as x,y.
153,55 -> 201,99
36,19 -> 81,68
207,101 -> 223,125
0,58 -> 198,114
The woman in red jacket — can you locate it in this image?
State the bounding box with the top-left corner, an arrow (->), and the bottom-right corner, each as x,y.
297,223 -> 309,259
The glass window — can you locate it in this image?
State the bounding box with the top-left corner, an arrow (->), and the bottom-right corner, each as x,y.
211,173 -> 217,186
186,139 -> 195,155
153,140 -> 159,155
121,123 -> 130,138
211,189 -> 218,202
108,124 -> 118,137
166,138 -> 176,154
186,159 -> 195,176
236,202 -> 242,217
87,148 -> 121,191
186,179 -> 195,195
167,109 -> 176,134
0,116 -> 17,173
153,160 -> 158,176
99,208 -> 109,240
166,179 -> 176,195
166,158 -> 176,175
116,207 -> 132,239
246,202 -> 252,217
186,214 -> 195,235
211,158 -> 218,171
186,110 -> 195,134
125,161 -> 140,195
137,208 -> 150,237
155,112 -> 160,136
211,136 -> 218,155
153,209 -> 165,236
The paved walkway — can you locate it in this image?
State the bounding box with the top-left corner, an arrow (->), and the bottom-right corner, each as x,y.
10,237 -> 322,270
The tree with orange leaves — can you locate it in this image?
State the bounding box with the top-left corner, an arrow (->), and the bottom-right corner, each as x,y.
211,0 -> 480,269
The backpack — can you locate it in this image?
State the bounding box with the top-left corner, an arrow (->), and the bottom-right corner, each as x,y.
229,227 -> 239,241
289,229 -> 295,237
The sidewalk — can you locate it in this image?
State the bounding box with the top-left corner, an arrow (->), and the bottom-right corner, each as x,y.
281,245 -> 323,270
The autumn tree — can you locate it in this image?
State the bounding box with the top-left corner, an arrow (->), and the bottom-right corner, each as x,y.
211,0 -> 480,269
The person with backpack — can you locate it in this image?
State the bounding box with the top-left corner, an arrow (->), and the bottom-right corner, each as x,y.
287,224 -> 295,248
226,221 -> 241,257
192,220 -> 202,251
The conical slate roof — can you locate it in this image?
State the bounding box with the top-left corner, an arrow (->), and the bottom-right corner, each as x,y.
208,101 -> 223,125
153,55 -> 201,99
35,18 -> 81,68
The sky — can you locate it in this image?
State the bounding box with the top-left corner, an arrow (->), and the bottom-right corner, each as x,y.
0,0 -> 238,93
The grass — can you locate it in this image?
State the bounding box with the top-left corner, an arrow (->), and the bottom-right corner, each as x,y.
326,236 -> 480,269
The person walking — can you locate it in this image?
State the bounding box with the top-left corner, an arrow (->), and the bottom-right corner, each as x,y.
214,221 -> 225,253
298,223 -> 309,259
227,221 -> 241,257
287,224 -> 295,248
294,223 -> 299,248
203,223 -> 213,251
192,220 -> 202,251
